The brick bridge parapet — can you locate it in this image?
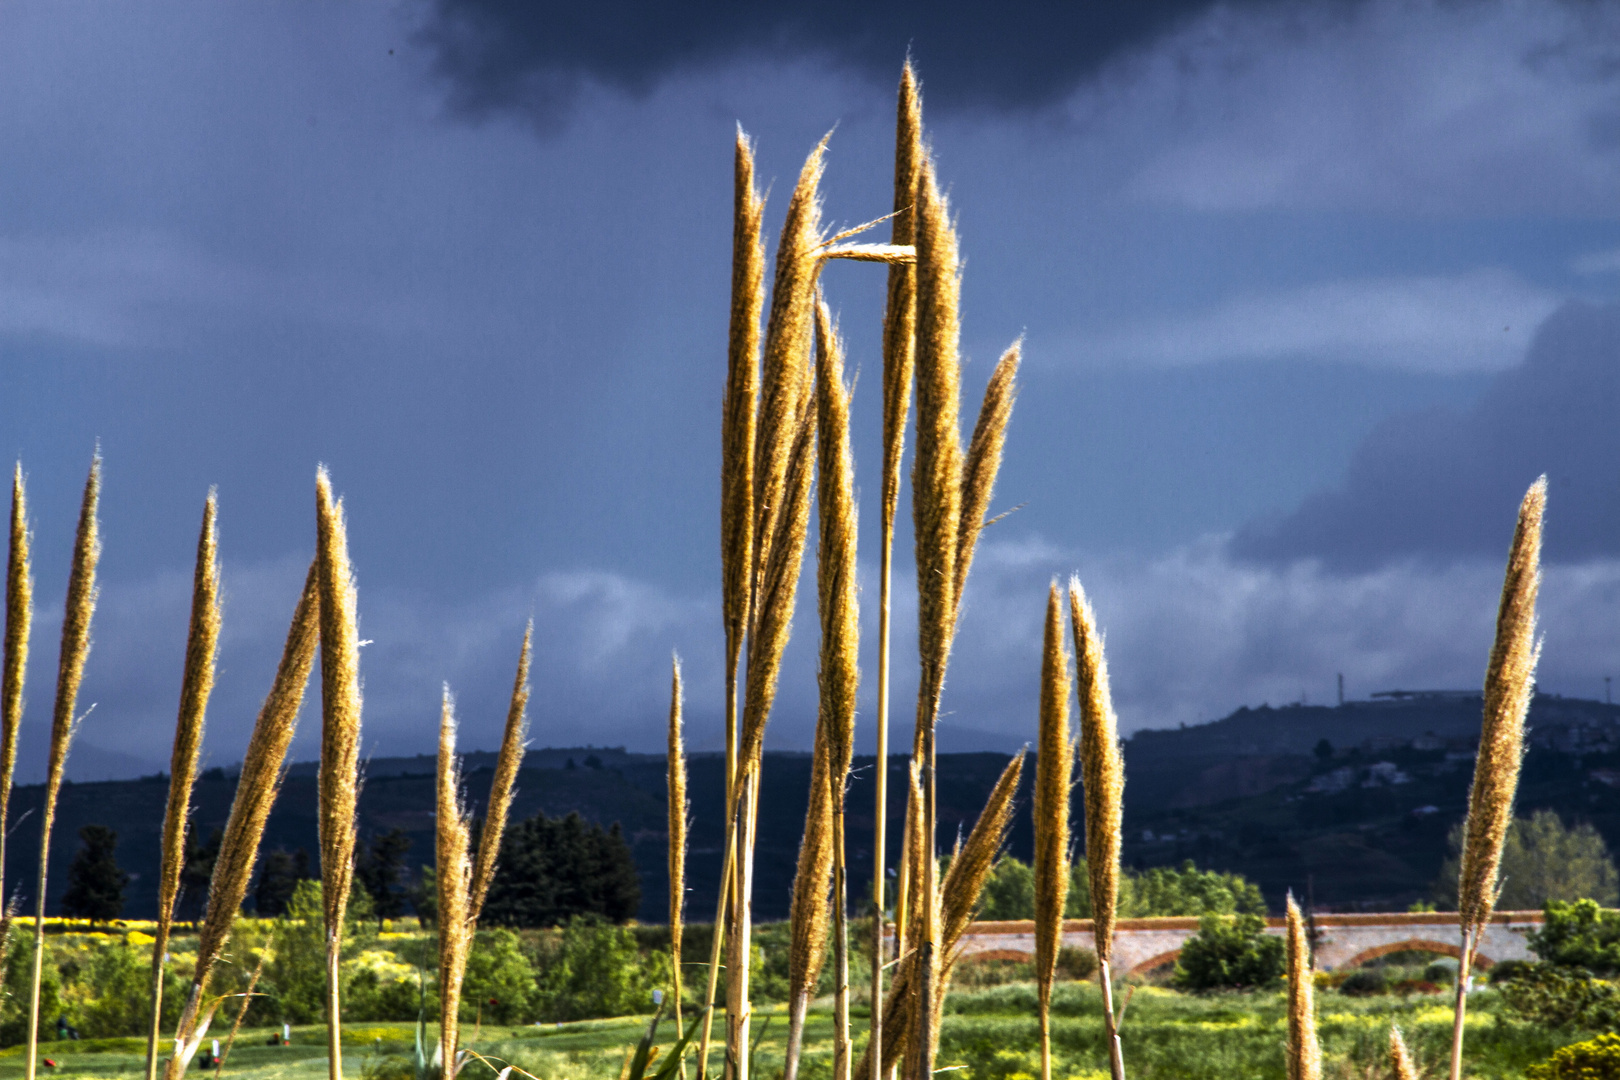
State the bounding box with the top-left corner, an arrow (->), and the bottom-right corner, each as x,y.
951,911 -> 1544,974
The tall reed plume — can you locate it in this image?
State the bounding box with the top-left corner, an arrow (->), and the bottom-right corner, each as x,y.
26,453 -> 100,1080
147,494 -> 222,1080
0,465 -> 32,945
666,656 -> 687,1045
315,468 -> 363,1080
436,690 -> 474,1079
1033,584 -> 1072,1080
1449,476 -> 1544,1080
904,145 -> 962,1080
430,634 -> 528,1080
470,626 -> 531,921
871,61 -> 921,1080
815,298 -> 860,1080
858,751 -> 1024,1080
1285,894 -> 1319,1080
167,562 -> 320,1080
699,128 -> 765,1080
1389,1028 -> 1418,1080
1068,578 -> 1125,1080
726,135 -> 826,1080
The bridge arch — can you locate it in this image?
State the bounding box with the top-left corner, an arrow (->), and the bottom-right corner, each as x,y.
1129,949 -> 1183,974
1338,939 -> 1492,970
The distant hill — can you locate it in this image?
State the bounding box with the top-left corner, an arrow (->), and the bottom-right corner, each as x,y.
9,690 -> 1618,921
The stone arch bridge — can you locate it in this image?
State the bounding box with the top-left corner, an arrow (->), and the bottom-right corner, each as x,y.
955,911 -> 1543,974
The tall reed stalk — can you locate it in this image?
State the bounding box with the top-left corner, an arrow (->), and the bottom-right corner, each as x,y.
147,495 -> 222,1080
1033,585 -> 1072,1080
436,690 -> 473,1079
166,562 -> 320,1080
871,66 -> 921,1080
856,752 -> 1024,1080
699,126 -> 765,1080
667,656 -> 688,1060
434,633 -> 528,1080
1449,477 -> 1544,1080
1068,579 -> 1124,1080
1285,894 -> 1319,1080
813,299 -> 859,1080
725,134 -> 827,1080
0,465 -> 33,947
315,469 -> 363,1080
26,454 -> 100,1080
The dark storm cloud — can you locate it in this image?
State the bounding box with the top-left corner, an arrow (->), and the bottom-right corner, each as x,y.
417,0 -> 1290,121
1233,301 -> 1620,569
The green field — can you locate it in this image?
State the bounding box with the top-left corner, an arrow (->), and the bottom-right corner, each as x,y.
0,981 -> 1586,1080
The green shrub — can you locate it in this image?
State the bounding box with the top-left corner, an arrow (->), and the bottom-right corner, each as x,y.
1338,969 -> 1387,997
1055,945 -> 1097,981
979,858 -> 1035,920
530,917 -> 668,1021
1172,913 -> 1284,991
1528,1032 -> 1620,1079
1424,958 -> 1458,985
70,938 -> 188,1038
463,928 -> 536,1024
1499,962 -> 1620,1031
1066,858 -> 1266,919
0,937 -> 64,1046
1531,899 -> 1620,975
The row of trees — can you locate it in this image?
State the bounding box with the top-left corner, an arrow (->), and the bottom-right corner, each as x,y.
55,808 -> 641,927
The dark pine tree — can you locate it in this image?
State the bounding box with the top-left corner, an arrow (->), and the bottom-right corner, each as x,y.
60,825 -> 129,923
355,828 -> 412,921
482,811 -> 641,928
254,847 -> 311,917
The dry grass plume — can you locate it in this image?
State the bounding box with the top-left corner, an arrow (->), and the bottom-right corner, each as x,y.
166,561 -> 320,1080
147,494 -> 222,1080
1033,584 -> 1072,1080
1068,579 -> 1123,962
872,63 -> 921,1080
315,468 -> 363,1080
1286,894 -> 1320,1080
437,689 -> 474,1078
1450,476 -> 1544,1080
470,625 -> 531,921
953,346 -> 1019,608
666,657 -> 688,1042
27,453 -> 100,1080
1068,577 -> 1126,1080
0,465 -> 31,923
1390,1027 -> 1419,1080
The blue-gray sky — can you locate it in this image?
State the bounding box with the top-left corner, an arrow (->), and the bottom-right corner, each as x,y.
3,0 -> 1620,779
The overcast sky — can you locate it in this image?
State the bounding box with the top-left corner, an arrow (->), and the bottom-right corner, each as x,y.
3,0 -> 1620,779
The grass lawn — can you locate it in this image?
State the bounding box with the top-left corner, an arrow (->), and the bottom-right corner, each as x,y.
0,983 -> 1588,1080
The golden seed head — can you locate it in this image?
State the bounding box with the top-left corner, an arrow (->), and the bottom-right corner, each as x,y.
879,62 -> 923,532
1069,577 -> 1124,963
193,561 -> 319,994
315,468 -> 363,938
436,688 -> 474,1073
1459,477 -> 1544,937
1285,893 -> 1320,1080
723,129 -> 766,675
469,625 -> 531,922
153,494 -> 223,970
1033,583 -> 1073,1009
0,463 -> 33,889
954,345 -> 1019,610
1389,1027 -> 1419,1080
